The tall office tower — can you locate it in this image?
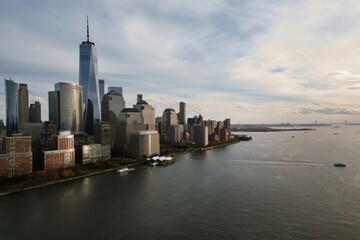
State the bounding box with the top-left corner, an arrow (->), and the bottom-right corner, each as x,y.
4,79 -> 19,136
49,82 -> 83,133
102,90 -> 125,121
133,94 -> 156,131
161,108 -> 178,143
108,86 -> 123,95
29,101 -> 42,123
224,118 -> 231,132
79,16 -> 101,135
18,83 -> 29,125
191,125 -> 209,146
179,102 -> 186,125
116,108 -> 146,155
99,79 -> 105,100
102,90 -> 126,147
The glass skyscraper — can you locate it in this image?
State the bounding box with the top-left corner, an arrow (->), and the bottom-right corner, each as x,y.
79,17 -> 101,135
5,79 -> 19,135
49,82 -> 83,133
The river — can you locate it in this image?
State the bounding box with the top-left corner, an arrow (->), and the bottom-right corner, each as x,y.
1,125 -> 360,239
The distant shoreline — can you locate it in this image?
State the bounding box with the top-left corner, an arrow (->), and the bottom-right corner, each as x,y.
233,128 -> 315,132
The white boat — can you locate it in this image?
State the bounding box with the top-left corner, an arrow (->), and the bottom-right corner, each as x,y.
147,156 -> 175,166
117,167 -> 135,173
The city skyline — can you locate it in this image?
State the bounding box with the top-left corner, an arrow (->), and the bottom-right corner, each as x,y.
1,1 -> 360,124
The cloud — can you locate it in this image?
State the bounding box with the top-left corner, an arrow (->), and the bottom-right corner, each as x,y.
1,0 -> 360,124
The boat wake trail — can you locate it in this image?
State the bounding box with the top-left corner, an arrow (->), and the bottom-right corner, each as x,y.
228,159 -> 326,166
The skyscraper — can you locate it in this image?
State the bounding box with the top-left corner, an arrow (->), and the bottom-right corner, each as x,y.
179,101 -> 186,125
108,86 -> 123,95
49,82 -> 83,133
4,79 -> 19,135
102,90 -> 126,147
79,16 -> 101,135
99,79 -> 105,100
133,94 -> 156,131
29,101 -> 41,123
18,83 -> 29,125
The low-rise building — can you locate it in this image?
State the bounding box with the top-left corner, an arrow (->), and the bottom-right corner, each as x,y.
43,131 -> 75,171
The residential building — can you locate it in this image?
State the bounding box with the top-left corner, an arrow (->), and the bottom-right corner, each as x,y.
0,134 -> 32,177
44,131 -> 75,171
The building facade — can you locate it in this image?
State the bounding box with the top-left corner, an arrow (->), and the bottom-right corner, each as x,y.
133,94 -> 156,131
49,82 -> 83,133
5,79 -> 19,136
116,108 -> 146,155
101,90 -> 125,147
18,83 -> 29,126
44,131 -> 75,171
99,79 -> 105,100
191,125 -> 209,146
29,101 -> 41,123
79,17 -> 101,135
129,131 -> 160,157
108,86 -> 123,95
0,134 -> 32,177
161,108 -> 178,143
179,101 -> 186,125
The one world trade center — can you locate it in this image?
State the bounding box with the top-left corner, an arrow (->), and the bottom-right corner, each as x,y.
79,16 -> 101,134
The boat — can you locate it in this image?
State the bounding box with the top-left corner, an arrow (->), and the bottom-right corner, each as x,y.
334,163 -> 346,167
146,156 -> 175,166
117,167 -> 135,173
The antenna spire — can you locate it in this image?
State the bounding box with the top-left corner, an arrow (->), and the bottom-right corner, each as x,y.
86,15 -> 90,42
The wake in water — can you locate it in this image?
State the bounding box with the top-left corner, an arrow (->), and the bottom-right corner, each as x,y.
228,159 -> 327,166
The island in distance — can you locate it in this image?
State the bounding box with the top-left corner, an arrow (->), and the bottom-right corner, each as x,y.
230,123 -> 325,132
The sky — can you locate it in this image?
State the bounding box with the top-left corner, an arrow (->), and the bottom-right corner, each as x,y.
1,0 -> 360,124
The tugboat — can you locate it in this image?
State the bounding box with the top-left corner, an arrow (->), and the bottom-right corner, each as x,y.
334,163 -> 346,167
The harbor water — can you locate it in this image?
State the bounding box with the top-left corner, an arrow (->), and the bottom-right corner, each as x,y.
1,125 -> 360,239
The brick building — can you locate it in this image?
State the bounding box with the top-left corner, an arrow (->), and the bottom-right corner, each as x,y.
0,134 -> 32,177
44,131 -> 75,171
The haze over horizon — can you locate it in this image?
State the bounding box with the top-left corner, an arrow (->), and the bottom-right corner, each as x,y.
1,0 -> 360,124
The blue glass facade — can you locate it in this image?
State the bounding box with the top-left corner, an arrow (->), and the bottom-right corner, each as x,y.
79,38 -> 101,135
5,79 -> 19,135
